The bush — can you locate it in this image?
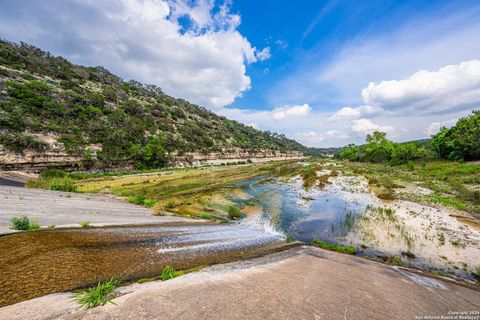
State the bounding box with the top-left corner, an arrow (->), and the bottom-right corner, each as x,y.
227,205 -> 246,220
127,195 -> 156,207
50,178 -> 78,192
431,110 -> 480,161
10,215 -> 40,230
73,277 -> 119,309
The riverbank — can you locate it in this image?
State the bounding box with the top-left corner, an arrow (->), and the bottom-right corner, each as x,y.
1,246 -> 478,320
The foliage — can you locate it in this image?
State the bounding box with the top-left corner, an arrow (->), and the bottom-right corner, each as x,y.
431,110 -> 480,161
160,266 -> 178,281
50,178 -> 78,192
79,220 -> 91,228
311,239 -> 357,254
338,131 -> 426,164
227,205 -> 246,220
127,195 -> 157,207
73,277 -> 119,309
41,168 -> 66,179
10,215 -> 40,231
0,40 -> 307,169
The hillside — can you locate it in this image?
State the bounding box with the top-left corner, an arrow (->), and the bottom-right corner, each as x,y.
0,40 -> 306,170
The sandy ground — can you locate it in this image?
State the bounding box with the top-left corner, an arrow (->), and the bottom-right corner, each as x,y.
0,246 -> 478,320
0,185 -> 197,234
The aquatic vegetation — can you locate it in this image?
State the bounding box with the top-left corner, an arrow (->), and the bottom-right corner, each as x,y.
79,220 -> 91,228
311,239 -> 357,254
474,267 -> 480,281
227,205 -> 246,220
387,256 -> 405,267
160,266 -> 178,281
73,277 -> 119,309
10,215 -> 40,231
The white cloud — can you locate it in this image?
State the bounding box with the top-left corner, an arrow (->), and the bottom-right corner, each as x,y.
272,104 -> 311,120
350,119 -> 394,135
330,104 -> 382,120
268,5 -> 480,108
362,60 -> 480,115
296,130 -> 349,143
0,0 -> 264,109
425,118 -> 458,136
255,47 -> 271,61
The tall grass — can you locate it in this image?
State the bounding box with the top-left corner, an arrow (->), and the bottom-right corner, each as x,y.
73,278 -> 119,309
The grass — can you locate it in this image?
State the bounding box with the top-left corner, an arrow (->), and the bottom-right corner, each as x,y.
47,224 -> 56,229
438,233 -> 446,246
73,277 -> 119,309
79,220 -> 91,228
127,195 -> 157,207
10,215 -> 40,231
160,266 -> 178,281
474,267 -> 480,281
340,160 -> 480,215
311,239 -> 357,254
227,205 -> 246,220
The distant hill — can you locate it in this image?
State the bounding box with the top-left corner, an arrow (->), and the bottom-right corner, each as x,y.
0,40 -> 307,169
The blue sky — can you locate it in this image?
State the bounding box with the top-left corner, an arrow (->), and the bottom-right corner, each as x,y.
1,0 -> 480,147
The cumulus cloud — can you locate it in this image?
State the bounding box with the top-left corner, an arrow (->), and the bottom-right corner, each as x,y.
425,118 -> 458,136
350,119 -> 394,135
362,60 -> 480,115
330,104 -> 382,120
255,47 -> 271,61
271,104 -> 311,120
296,130 -> 349,143
0,0 -> 270,109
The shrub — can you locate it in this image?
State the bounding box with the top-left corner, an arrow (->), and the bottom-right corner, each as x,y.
160,266 -> 177,281
10,215 -> 40,231
50,178 -> 78,192
127,195 -> 156,207
40,168 -> 66,179
311,239 -> 357,254
73,277 -> 119,309
227,205 -> 246,220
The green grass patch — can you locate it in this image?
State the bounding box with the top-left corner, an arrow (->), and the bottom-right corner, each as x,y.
79,220 -> 91,228
311,239 -> 357,254
73,277 -> 119,309
10,215 -> 40,231
160,266 -> 178,281
50,178 -> 78,192
227,205 -> 246,220
127,195 -> 157,207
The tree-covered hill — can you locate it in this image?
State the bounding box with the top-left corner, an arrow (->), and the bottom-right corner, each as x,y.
0,40 -> 307,168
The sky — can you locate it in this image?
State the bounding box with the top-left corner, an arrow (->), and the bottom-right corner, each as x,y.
0,0 -> 479,147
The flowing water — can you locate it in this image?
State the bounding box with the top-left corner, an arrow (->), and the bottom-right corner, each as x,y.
1,168 -> 478,307
0,221 -> 282,307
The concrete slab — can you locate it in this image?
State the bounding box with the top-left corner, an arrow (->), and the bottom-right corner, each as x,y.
0,186 -> 196,234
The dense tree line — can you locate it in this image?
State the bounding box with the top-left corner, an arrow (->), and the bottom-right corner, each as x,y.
431,111 -> 480,161
0,40 -> 307,168
338,110 -> 479,163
